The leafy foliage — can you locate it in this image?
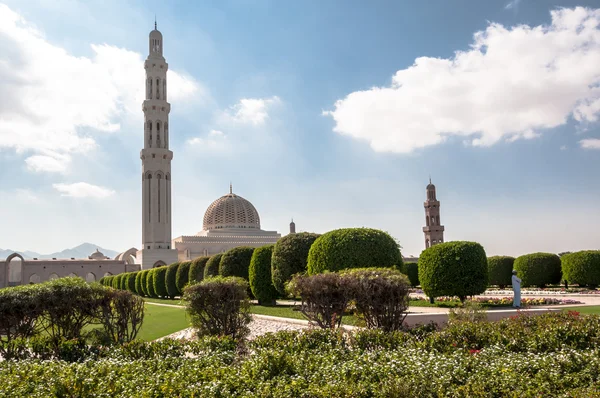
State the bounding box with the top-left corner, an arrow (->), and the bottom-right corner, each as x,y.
204,253 -> 223,279
176,261 -> 192,293
145,269 -> 157,298
418,241 -> 488,302
134,271 -> 144,296
189,256 -> 210,285
561,250 -> 600,288
271,232 -> 320,295
153,266 -> 169,298
165,262 -> 180,298
96,289 -> 145,344
126,272 -> 137,293
487,256 -> 515,288
405,262 -> 419,287
183,276 -> 251,339
249,245 -> 278,305
140,270 -> 149,297
219,246 -> 255,281
514,252 -> 562,288
307,228 -> 402,275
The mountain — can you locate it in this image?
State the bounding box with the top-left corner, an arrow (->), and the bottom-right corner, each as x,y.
0,243 -> 120,260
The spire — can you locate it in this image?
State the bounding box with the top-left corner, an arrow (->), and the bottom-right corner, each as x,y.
429,175 -> 431,184
154,15 -> 157,30
229,182 -> 232,194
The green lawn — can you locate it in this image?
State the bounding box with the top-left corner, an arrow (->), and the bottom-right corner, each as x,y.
137,303 -> 189,341
562,306 -> 600,315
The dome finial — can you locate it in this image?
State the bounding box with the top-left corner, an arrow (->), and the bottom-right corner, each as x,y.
429,175 -> 431,184
154,15 -> 157,30
229,182 -> 232,194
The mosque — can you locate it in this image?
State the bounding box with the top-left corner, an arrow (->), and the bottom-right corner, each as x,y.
0,24 -> 441,287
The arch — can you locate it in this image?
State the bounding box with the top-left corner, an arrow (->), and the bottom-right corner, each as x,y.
165,173 -> 170,180
6,253 -> 24,285
153,260 -> 166,268
431,216 -> 436,226
103,272 -> 113,277
67,273 -> 78,278
119,248 -> 139,265
145,171 -> 153,180
29,274 -> 40,284
49,273 -> 59,281
85,272 -> 96,283
147,120 -> 153,147
156,78 -> 160,99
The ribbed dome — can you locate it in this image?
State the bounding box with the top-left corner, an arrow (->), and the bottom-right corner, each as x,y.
203,191 -> 261,231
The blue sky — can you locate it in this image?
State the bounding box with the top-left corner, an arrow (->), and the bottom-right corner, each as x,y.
0,0 -> 599,257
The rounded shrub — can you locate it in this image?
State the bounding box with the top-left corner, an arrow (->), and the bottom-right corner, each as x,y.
405,263 -> 419,287
176,261 -> 192,293
126,272 -> 137,293
418,241 -> 488,302
561,250 -> 600,288
307,228 -> 402,275
112,274 -> 121,290
487,256 -> 515,289
146,269 -> 157,298
514,252 -> 562,288
134,272 -> 144,295
204,253 -> 223,279
271,232 -> 320,295
165,262 -> 180,298
219,247 -> 255,281
120,273 -> 128,291
153,266 -> 169,298
249,245 -> 278,305
189,256 -> 210,285
140,270 -> 148,296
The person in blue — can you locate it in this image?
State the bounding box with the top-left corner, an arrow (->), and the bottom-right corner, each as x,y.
512,270 -> 522,309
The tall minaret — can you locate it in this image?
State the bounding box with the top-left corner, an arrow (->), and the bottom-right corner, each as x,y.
422,178 -> 445,249
289,219 -> 296,234
137,22 -> 178,269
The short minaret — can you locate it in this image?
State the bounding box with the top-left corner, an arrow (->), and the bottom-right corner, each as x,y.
422,178 -> 445,249
137,21 -> 178,269
289,219 -> 296,234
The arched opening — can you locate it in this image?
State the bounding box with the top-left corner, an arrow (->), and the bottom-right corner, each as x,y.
147,121 -> 153,147
426,216 -> 430,226
119,248 -> 138,265
86,272 -> 96,283
6,253 -> 24,286
431,216 -> 436,226
49,273 -> 59,281
67,273 -> 78,278
147,78 -> 152,99
156,78 -> 160,99
29,274 -> 40,284
153,260 -> 166,268
156,121 -> 161,147
103,272 -> 113,277
436,215 -> 440,225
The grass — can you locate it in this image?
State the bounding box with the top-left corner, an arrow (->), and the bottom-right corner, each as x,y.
137,303 -> 189,341
562,306 -> 600,315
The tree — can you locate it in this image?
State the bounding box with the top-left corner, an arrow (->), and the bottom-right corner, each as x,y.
514,252 -> 562,288
271,232 -> 320,296
487,256 -> 515,289
219,247 -> 255,281
249,245 -> 278,305
561,251 -> 600,288
165,262 -> 180,298
204,253 -> 223,279
176,261 -> 192,293
189,256 -> 210,285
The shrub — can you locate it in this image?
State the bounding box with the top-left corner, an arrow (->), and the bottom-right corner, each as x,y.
140,271 -> 148,296
561,251 -> 600,288
418,241 -> 488,302
176,261 -> 192,293
343,268 -> 410,332
112,274 -> 121,290
146,270 -> 157,298
204,253 -> 223,279
153,266 -> 169,298
488,256 -> 515,289
405,262 -> 419,287
120,273 -> 128,291
189,256 -> 210,285
514,252 -> 562,288
219,247 -> 255,281
126,272 -> 137,293
165,262 -> 180,298
307,228 -> 402,275
271,232 -> 320,295
183,276 -> 251,339
288,273 -> 351,329
97,289 -> 145,344
134,272 -> 144,296
249,245 -> 278,305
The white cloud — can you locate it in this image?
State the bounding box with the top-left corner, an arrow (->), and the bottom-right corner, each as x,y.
187,129 -> 229,151
226,96 -> 281,125
579,138 -> 600,149
505,0 -> 521,10
324,7 -> 600,153
52,182 -> 115,198
0,4 -> 205,172
560,145 -> 567,151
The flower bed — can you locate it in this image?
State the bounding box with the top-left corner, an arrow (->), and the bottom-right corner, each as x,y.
409,296 -> 582,307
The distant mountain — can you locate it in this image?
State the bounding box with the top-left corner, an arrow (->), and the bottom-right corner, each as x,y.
0,243 -> 120,260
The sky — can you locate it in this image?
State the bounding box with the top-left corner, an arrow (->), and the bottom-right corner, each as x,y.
0,0 -> 599,258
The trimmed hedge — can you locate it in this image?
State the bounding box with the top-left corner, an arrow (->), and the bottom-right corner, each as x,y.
271,232 -> 320,295
176,261 -> 192,293
405,263 -> 419,287
307,228 -> 402,275
165,262 -> 180,298
561,250 -> 600,288
488,256 -> 515,289
204,254 -> 223,279
134,272 -> 144,296
146,270 -> 157,298
126,272 -> 137,293
111,275 -> 120,290
249,245 -> 278,305
189,257 -> 210,285
514,252 -> 562,288
140,271 -> 148,296
418,241 -> 488,302
219,247 -> 255,281
120,273 -> 128,291
153,266 -> 168,298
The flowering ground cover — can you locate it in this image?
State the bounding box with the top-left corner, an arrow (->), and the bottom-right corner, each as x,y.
409,296 -> 582,307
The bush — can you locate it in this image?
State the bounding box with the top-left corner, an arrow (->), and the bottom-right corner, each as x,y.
288,273 -> 351,329
514,252 -> 562,288
561,251 -> 600,288
176,261 -> 192,293
165,262 -> 180,298
126,272 -> 137,293
405,262 -> 419,287
487,256 -> 515,289
343,268 -> 410,332
140,271 -> 148,296
134,272 -> 144,296
271,232 -> 320,295
249,245 -> 278,305
112,274 -> 120,290
219,247 -> 255,281
204,253 -> 223,279
307,228 -> 402,275
418,241 -> 488,302
97,289 -> 145,344
153,266 -> 169,298
189,256 -> 210,285
183,276 -> 251,339
120,273 -> 128,291
146,270 -> 157,298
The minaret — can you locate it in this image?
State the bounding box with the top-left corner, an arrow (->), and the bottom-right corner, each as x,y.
289,219 -> 296,234
422,178 -> 445,249
137,22 -> 178,269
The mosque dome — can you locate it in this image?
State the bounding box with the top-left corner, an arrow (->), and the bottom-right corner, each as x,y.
202,186 -> 261,231
89,249 -> 106,260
